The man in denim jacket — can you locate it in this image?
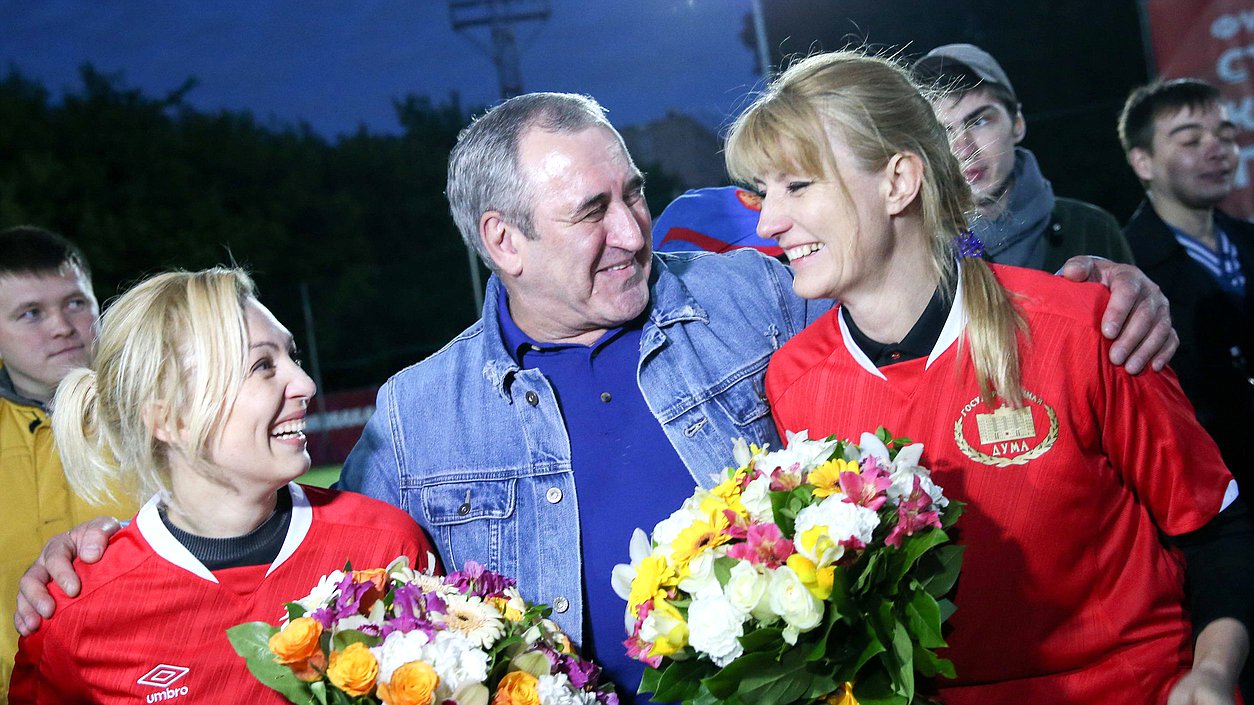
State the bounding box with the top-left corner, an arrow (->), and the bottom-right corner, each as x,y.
336,93 -> 1175,700
15,92 -> 1176,705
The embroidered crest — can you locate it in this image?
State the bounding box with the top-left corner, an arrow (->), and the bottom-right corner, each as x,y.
953,389 -> 1058,467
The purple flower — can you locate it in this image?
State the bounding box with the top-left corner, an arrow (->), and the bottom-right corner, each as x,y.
446,560 -> 517,598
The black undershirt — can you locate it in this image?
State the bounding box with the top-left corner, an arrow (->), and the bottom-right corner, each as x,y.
842,285 -> 1252,638
158,485 -> 293,570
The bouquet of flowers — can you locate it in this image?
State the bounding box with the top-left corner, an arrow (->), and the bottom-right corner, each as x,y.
229,557 -> 617,705
612,429 -> 962,705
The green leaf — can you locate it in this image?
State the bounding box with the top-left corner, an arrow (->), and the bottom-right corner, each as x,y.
911,644 -> 956,679
706,650 -> 817,705
226,622 -> 316,705
651,658 -> 708,702
889,528 -> 948,586
919,545 -> 964,599
714,556 -> 738,587
330,629 -> 379,652
940,500 -> 965,530
310,680 -> 329,705
285,602 -> 309,621
738,625 -> 785,653
904,590 -> 946,649
937,598 -> 957,623
638,665 -> 662,696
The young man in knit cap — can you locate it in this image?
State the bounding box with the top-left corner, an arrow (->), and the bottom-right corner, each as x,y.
913,43 -> 1134,272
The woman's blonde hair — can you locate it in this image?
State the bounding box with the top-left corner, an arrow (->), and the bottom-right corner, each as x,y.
725,50 -> 1025,405
53,267 -> 257,504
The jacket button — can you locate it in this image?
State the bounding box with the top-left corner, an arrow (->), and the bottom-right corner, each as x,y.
525,391 -> 539,406
552,596 -> 570,613
546,487 -> 563,504
600,392 -> 612,403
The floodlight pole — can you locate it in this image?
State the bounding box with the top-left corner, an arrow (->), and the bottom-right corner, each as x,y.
750,0 -> 772,80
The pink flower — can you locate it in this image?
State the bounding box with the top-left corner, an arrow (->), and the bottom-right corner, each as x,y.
725,523 -> 796,568
769,463 -> 805,492
839,461 -> 891,511
623,601 -> 663,668
886,476 -> 941,548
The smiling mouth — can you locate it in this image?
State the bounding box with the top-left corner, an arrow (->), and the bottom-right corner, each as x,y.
49,345 -> 86,359
271,418 -> 307,441
599,262 -> 634,274
785,243 -> 825,262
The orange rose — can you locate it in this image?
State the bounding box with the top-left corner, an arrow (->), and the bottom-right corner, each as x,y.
354,568 -> 390,613
269,617 -> 323,665
378,660 -> 440,705
491,671 -> 539,705
328,642 -> 379,697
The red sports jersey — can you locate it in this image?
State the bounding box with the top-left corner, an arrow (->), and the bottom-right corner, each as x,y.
766,265 -> 1238,705
9,484 -> 435,704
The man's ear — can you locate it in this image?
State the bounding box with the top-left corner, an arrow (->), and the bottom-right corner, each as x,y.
1127,147 -> 1155,184
884,152 -> 924,217
480,211 -> 526,277
1011,107 -> 1027,145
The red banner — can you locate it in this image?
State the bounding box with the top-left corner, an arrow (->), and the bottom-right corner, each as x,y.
1144,0 -> 1254,218
304,387 -> 378,467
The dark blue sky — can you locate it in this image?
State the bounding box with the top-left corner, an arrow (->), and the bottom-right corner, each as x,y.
0,0 -> 761,137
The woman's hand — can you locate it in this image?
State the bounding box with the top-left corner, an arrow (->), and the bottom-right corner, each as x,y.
14,516 -> 120,635
1058,256 -> 1178,374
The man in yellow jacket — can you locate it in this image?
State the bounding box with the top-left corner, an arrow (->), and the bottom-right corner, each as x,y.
0,226 -> 134,703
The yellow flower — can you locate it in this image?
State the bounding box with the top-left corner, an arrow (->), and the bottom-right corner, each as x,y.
825,682 -> 859,705
378,660 -> 440,705
328,642 -> 379,697
269,617 -> 323,666
707,473 -> 749,519
627,555 -> 674,616
671,510 -> 732,567
492,671 -> 540,705
808,458 -> 856,498
787,553 -> 834,601
643,598 -> 689,658
487,594 -> 524,622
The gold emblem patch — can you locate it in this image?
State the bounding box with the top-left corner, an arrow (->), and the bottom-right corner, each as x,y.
953,389 -> 1058,467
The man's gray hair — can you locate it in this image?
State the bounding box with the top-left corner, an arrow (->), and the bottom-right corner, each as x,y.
447,92 -> 621,270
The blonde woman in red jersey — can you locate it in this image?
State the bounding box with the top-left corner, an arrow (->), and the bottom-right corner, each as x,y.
10,268 -> 435,704
724,51 -> 1250,705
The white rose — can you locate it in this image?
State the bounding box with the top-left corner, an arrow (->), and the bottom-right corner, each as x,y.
740,474 -> 774,524
768,566 -> 823,644
724,561 -> 776,624
678,548 -> 722,598
687,593 -> 748,667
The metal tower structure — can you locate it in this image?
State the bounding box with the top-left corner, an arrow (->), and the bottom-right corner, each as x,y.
449,0 -> 550,100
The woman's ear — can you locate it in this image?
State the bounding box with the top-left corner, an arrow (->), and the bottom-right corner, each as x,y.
144,401 -> 185,445
884,152 -> 924,216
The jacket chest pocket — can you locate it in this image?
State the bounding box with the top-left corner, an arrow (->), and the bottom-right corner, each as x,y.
419,478 -> 517,575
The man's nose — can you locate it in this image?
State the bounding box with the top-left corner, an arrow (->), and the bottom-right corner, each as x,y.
606,201 -> 646,251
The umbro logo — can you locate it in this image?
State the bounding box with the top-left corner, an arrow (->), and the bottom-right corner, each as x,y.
138,664 -> 190,702
137,664 -> 188,688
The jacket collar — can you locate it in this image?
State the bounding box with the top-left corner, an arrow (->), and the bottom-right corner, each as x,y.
1126,199 -> 1184,269
0,365 -> 46,411
478,254 -> 709,398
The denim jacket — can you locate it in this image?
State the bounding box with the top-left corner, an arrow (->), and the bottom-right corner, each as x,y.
339,250 -> 826,642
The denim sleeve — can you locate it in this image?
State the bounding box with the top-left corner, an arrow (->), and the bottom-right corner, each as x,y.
760,253 -> 832,333
338,381 -> 402,507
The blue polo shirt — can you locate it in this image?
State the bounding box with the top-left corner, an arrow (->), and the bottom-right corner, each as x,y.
497,287 -> 696,705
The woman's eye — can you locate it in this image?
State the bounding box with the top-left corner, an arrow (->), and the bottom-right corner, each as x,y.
786,181 -> 812,194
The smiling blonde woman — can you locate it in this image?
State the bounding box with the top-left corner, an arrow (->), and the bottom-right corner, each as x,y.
10,267 -> 436,705
726,50 -> 1251,705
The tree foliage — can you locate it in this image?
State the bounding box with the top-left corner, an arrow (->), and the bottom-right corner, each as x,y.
0,66 -> 485,389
